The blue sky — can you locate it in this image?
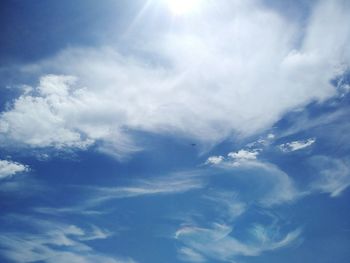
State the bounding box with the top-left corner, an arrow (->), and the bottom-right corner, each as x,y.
0,0 -> 350,262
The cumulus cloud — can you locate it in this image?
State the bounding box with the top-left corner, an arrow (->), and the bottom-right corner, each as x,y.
228,149 -> 260,165
0,75 -> 93,149
0,160 -> 28,179
205,149 -> 261,167
0,0 -> 348,157
279,138 -> 316,152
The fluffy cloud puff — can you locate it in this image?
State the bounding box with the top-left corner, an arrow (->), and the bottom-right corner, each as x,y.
0,160 -> 28,179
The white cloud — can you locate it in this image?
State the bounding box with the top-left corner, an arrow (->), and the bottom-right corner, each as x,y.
81,171 -> 205,207
0,216 -> 135,263
206,150 -> 350,206
0,160 -> 28,179
206,147 -> 299,206
205,149 -> 260,167
340,84 -> 350,97
78,225 -> 113,241
203,191 -> 246,222
178,247 -> 207,263
279,138 -> 316,152
27,170 -> 206,217
33,206 -> 105,216
0,0 -> 349,156
205,155 -> 224,165
310,156 -> 350,197
228,149 -> 260,165
175,223 -> 301,262
0,179 -> 45,198
267,133 -> 275,139
0,75 -> 93,149
235,160 -> 300,206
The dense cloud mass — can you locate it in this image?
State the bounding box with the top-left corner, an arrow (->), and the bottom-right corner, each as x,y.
0,0 -> 349,157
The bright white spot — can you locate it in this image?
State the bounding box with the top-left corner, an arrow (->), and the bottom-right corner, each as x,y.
228,150 -> 259,161
205,155 -> 224,165
267,133 -> 275,139
167,0 -> 199,15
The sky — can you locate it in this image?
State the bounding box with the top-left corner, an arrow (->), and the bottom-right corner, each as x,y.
0,0 -> 350,262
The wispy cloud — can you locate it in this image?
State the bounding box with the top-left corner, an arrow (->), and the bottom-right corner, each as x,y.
309,156 -> 350,197
175,223 -> 301,262
0,215 -> 135,263
33,206 -> 106,216
178,247 -> 207,262
234,160 -> 300,207
206,148 -> 299,207
202,191 -> 246,222
206,146 -> 350,205
0,159 -> 29,179
85,171 -> 205,207
77,225 -> 113,241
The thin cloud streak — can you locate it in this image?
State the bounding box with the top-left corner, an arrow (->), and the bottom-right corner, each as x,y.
0,215 -> 135,263
85,171 -> 205,207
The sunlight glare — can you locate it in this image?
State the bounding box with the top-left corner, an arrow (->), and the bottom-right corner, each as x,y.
167,0 -> 200,15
